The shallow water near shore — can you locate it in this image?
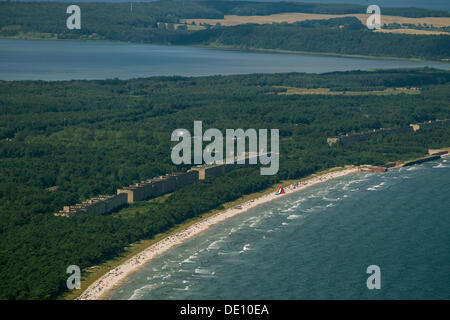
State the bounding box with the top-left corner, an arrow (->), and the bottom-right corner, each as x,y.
107,159 -> 450,299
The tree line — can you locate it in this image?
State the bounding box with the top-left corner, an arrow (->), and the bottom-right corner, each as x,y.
0,69 -> 449,299
1,2 -> 449,60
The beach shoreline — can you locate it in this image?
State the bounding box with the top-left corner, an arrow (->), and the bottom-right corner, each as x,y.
77,166 -> 361,300
77,148 -> 450,300
1,37 -> 447,64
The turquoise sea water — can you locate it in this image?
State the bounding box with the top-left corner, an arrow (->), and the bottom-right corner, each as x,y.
1,39 -> 450,81
108,159 -> 450,299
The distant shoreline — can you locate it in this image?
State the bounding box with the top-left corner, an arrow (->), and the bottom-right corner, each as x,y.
195,43 -> 450,63
1,36 -> 448,64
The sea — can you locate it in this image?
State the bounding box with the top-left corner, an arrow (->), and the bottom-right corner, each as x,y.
108,159 -> 450,299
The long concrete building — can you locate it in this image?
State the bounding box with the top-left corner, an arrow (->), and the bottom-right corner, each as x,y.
327,119 -> 450,146
116,170 -> 199,203
55,193 -> 128,217
55,153 -> 261,217
190,163 -> 238,180
190,154 -> 260,180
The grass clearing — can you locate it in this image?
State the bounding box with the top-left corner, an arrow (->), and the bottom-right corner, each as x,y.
183,13 -> 450,29
374,29 -> 450,35
272,86 -> 421,96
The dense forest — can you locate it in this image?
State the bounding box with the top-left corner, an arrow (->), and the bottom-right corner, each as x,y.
179,21 -> 450,60
1,1 -> 449,60
0,69 -> 450,299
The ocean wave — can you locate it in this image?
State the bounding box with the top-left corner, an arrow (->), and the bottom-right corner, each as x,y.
290,203 -> 301,210
433,163 -> 448,168
129,283 -> 161,300
293,198 -> 306,204
167,259 -> 179,264
287,214 -> 301,220
182,255 -> 197,263
367,182 -> 385,191
229,227 -> 240,234
173,285 -> 190,291
301,205 -> 325,213
150,272 -> 171,280
207,240 -> 224,250
406,166 -> 422,171
239,244 -> 251,253
194,267 -> 215,276
218,250 -> 240,256
322,196 -> 341,202
315,190 -> 330,197
342,179 -> 368,190
263,211 -> 274,219
346,178 -> 368,185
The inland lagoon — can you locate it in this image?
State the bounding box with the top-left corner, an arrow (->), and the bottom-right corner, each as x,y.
1,39 -> 450,81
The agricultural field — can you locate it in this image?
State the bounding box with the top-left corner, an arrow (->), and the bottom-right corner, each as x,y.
183,13 -> 450,35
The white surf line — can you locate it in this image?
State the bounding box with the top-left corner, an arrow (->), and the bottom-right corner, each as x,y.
77,167 -> 360,300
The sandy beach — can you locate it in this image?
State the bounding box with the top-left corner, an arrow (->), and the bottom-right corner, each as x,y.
77,166 -> 361,300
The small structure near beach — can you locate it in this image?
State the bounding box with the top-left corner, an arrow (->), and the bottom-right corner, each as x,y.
275,186 -> 285,195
